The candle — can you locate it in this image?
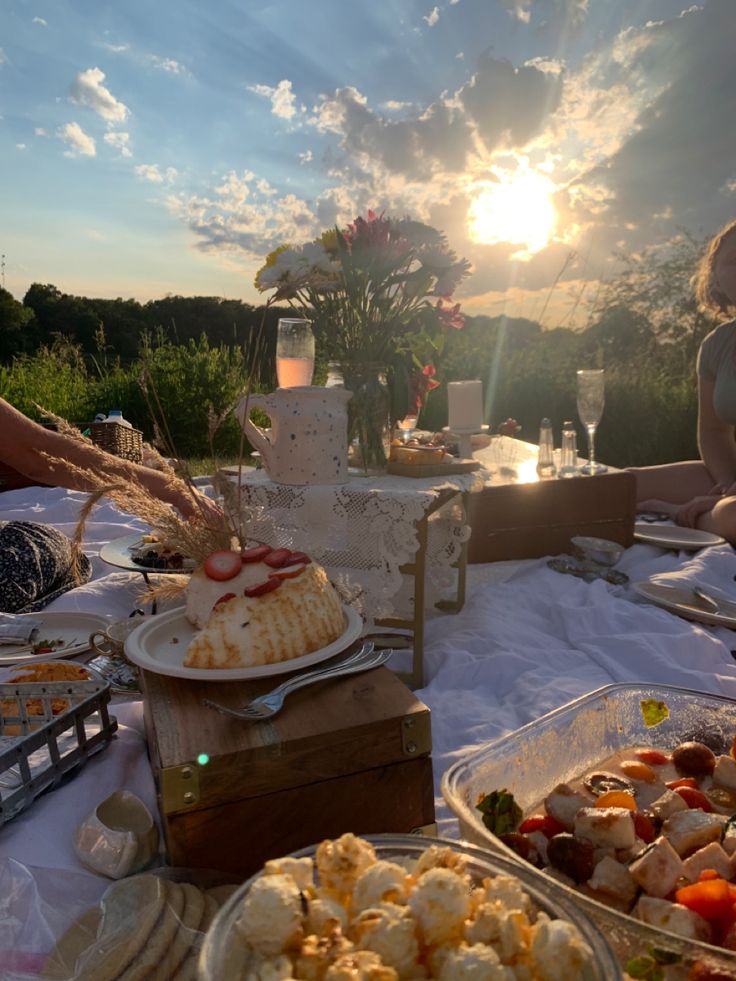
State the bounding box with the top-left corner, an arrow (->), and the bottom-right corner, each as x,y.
447,380 -> 483,431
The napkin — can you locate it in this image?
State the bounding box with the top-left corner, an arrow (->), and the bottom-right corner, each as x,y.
0,613 -> 43,646
648,545 -> 736,606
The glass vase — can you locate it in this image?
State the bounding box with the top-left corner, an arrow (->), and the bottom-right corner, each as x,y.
341,362 -> 391,474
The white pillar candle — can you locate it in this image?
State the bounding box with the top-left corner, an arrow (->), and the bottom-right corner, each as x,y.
447,380 -> 483,431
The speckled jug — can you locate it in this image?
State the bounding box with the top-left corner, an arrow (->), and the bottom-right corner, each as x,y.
237,386 -> 352,485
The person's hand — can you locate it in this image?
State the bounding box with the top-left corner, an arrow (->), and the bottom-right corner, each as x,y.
674,495 -> 721,529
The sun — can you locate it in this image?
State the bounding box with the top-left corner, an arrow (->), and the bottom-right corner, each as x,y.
468,170 -> 557,256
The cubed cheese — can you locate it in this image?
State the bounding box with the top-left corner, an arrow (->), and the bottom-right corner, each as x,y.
628,837 -> 684,898
649,789 -> 688,821
544,783 -> 594,831
587,856 -> 638,904
662,810 -> 727,857
681,841 -> 732,882
713,755 -> 736,790
635,895 -> 711,942
573,807 -> 636,850
526,830 -> 549,866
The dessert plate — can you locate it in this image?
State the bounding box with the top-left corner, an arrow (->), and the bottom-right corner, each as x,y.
633,523 -> 725,550
124,604 -> 364,680
631,581 -> 736,629
0,611 -> 110,665
100,534 -> 195,574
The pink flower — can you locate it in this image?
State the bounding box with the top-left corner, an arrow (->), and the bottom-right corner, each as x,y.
436,298 -> 465,330
409,364 -> 441,414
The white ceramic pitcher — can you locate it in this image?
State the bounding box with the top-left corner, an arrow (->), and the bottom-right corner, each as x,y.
236,386 -> 352,485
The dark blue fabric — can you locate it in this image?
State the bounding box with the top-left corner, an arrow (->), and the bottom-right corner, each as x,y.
0,521 -> 91,613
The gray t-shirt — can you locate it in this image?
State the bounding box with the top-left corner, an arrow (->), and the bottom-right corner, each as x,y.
697,320 -> 736,424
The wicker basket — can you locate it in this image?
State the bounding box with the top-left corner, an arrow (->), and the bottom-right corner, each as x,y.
89,421 -> 143,463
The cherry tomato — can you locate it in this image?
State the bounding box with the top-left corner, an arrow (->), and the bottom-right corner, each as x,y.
518,814 -> 565,838
620,760 -> 657,782
666,777 -> 699,791
203,550 -> 242,581
595,789 -> 637,810
213,592 -> 237,608
675,786 -> 713,812
635,748 -> 670,766
633,812 -> 656,844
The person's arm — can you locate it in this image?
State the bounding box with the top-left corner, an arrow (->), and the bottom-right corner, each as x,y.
0,399 -> 212,520
697,377 -> 736,490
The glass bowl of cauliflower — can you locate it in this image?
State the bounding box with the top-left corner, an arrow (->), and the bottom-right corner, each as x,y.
199,832 -> 620,980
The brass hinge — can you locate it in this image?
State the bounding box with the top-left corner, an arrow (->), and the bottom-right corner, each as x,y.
160,762 -> 200,813
401,712 -> 432,757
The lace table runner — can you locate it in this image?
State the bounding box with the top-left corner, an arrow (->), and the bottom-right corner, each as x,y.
234,470 -> 483,622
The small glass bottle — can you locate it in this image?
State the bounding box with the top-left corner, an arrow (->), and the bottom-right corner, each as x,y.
559,420 -> 578,478
536,418 -> 557,477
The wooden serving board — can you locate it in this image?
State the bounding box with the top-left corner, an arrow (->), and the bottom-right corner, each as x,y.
386,459 -> 481,478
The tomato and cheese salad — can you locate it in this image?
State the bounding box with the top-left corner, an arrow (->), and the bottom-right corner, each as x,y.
478,737 -> 736,956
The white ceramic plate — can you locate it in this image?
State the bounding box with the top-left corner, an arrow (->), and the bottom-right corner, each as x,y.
633,523 -> 725,550
631,581 -> 736,629
124,604 -> 364,680
0,611 -> 110,665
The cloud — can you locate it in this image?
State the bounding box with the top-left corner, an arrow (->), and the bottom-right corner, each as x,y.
423,7 -> 440,27
16,143 -> 26,151
298,149 -> 313,164
135,163 -> 177,183
102,42 -> 129,53
34,127 -> 47,136
32,16 -> 47,26
58,121 -> 96,157
104,131 -> 131,157
383,100 -> 412,111
69,67 -> 129,124
149,55 -> 187,75
248,79 -> 300,120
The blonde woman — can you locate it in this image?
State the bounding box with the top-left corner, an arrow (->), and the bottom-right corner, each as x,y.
631,219 -> 736,543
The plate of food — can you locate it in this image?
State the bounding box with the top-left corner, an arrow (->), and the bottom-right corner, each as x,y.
124,545 -> 363,680
631,580 -> 736,628
633,523 -> 725,550
100,533 -> 197,573
0,612 -> 110,665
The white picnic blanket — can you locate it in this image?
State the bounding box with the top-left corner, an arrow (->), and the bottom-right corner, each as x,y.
2,486 -> 736,870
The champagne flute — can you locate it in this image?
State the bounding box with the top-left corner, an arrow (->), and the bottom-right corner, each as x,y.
576,369 -> 607,474
276,318 -> 315,388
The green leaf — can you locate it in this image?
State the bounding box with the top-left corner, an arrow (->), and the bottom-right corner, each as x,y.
648,946 -> 681,966
640,699 -> 670,728
625,955 -> 663,981
476,789 -> 522,836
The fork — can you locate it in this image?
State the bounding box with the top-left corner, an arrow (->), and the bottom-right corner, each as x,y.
202,642 -> 392,721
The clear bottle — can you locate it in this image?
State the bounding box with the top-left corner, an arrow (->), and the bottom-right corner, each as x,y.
536,418 -> 557,477
559,420 -> 578,478
105,409 -> 132,428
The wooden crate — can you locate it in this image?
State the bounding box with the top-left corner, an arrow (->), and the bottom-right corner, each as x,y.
467,440 -> 636,563
141,666 -> 435,878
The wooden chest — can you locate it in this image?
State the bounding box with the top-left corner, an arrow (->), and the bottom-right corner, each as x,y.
141,666 -> 435,878
467,440 -> 636,563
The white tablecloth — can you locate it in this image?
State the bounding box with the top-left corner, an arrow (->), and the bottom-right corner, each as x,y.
2,484 -> 736,873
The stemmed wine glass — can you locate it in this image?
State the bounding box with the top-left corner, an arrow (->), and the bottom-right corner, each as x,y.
576,369 -> 607,474
276,318 -> 315,388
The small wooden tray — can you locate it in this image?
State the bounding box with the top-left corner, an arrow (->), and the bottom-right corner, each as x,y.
386,459 -> 481,478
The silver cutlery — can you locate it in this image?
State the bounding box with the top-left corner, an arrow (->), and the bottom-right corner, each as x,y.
1,637 -> 80,659
202,641 -> 392,721
692,587 -> 721,614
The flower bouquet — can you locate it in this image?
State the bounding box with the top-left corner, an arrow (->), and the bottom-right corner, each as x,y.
255,211 -> 470,471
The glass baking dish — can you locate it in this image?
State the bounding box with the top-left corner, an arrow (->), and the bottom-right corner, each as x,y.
199,833 -> 622,979
442,683 -> 736,975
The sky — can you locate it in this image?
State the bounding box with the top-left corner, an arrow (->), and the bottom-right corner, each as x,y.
1,0 -> 735,328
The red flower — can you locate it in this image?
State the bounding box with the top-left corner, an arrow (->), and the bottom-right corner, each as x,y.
436,298 -> 465,330
409,364 -> 441,414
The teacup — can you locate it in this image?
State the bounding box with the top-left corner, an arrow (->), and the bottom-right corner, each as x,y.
73,790 -> 160,879
90,616 -> 149,657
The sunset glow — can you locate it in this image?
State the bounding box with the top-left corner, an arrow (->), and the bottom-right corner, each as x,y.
468,171 -> 557,257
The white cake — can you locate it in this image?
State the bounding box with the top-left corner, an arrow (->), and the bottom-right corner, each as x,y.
183,547 -> 345,669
